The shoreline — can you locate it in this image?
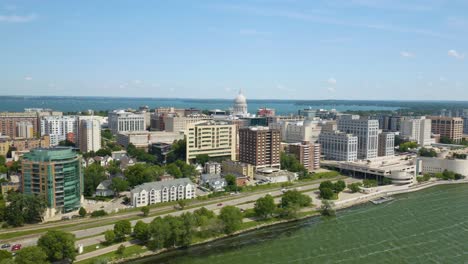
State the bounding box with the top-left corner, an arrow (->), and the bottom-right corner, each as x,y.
84,179 -> 468,264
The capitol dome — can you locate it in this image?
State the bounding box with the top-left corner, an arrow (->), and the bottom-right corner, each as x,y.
232,90 -> 248,116
234,93 -> 247,105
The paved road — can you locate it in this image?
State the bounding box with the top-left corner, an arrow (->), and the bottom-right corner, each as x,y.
3,178 -> 358,250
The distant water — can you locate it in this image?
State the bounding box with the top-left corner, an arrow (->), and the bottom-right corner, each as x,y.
129,184 -> 468,264
0,96 -> 399,115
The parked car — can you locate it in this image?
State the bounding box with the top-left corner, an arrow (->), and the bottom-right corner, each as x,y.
217,203 -> 223,206
11,244 -> 21,251
1,243 -> 10,249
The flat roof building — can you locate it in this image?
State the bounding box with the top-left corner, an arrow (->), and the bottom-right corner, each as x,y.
239,126 -> 280,170
428,116 -> 464,143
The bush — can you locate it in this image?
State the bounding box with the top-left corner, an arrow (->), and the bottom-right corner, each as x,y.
348,182 -> 362,193
363,179 -> 378,188
319,188 -> 334,200
79,207 -> 87,217
91,210 -> 108,217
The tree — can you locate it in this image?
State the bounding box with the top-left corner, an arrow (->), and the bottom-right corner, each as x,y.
0,250 -> 12,261
58,140 -> 75,147
219,206 -> 243,234
114,220 -> 132,241
333,180 -> 346,193
280,153 -> 307,173
418,148 -> 437,157
5,193 -> 46,226
281,190 -> 312,208
177,200 -> 187,210
95,148 -> 112,157
14,246 -> 48,264
165,163 -> 182,178
101,129 -> 113,140
440,136 -> 453,144
106,160 -> 122,176
116,245 -> 126,256
254,194 -> 276,219
193,207 -> 216,227
79,207 -> 87,217
37,230 -> 77,262
0,196 -> 6,222
348,182 -> 362,193
398,141 -> 418,152
195,154 -> 210,166
0,156 -> 5,165
166,139 -> 186,163
104,230 -> 116,245
84,163 -> 106,196
111,177 -> 129,193
320,200 -> 336,217
148,217 -> 171,250
141,206 -> 150,217
319,188 -> 334,200
180,212 -> 196,246
224,174 -> 238,192
133,221 -> 150,242
363,179 -> 378,188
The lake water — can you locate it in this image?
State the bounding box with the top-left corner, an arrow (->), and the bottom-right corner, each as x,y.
129,184 -> 468,264
0,96 -> 399,115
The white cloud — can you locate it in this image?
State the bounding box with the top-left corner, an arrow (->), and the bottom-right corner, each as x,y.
400,51 -> 415,58
448,49 -> 465,59
24,76 -> 32,81
327,87 -> 336,92
327,78 -> 337,85
0,14 -> 37,23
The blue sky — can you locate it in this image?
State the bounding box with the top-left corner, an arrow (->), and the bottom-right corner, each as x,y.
1,0 -> 468,100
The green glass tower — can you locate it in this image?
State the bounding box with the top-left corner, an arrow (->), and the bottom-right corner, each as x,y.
22,147 -> 83,213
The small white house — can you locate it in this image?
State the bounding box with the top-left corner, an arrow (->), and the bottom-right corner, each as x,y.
95,179 -> 114,197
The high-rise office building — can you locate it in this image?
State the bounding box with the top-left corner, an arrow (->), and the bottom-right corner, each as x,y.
185,121 -> 236,163
287,141 -> 321,172
378,132 -> 395,157
78,119 -> 101,153
337,115 -> 379,159
0,112 -> 39,138
21,147 -> 83,214
40,116 -> 78,146
318,130 -> 358,161
428,116 -> 464,143
108,110 -> 146,135
400,117 -> 432,146
239,127 -> 280,170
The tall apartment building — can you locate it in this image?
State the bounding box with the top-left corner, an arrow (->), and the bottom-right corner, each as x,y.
463,117 -> 468,134
337,115 -> 379,160
164,115 -> 212,132
287,141 -> 321,172
78,119 -> 101,153
378,132 -> 395,157
21,147 -> 83,214
16,121 -> 34,138
428,116 -> 464,143
0,112 -> 39,138
238,127 -> 281,170
185,121 -> 236,163
40,116 -> 78,146
400,117 -> 432,146
318,130 -> 358,161
108,110 -> 146,135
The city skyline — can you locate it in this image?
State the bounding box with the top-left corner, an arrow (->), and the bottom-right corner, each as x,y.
1,0 -> 468,100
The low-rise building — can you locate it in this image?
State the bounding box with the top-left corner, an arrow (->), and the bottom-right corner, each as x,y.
254,168 -> 298,183
418,156 -> 468,176
95,180 -> 114,197
200,174 -> 226,192
221,160 -> 255,179
204,161 -> 221,174
117,131 -> 184,149
1,182 -> 20,195
322,156 -> 418,185
130,178 -> 196,207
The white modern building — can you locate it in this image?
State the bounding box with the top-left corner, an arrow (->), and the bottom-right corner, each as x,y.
108,110 -> 146,135
400,117 -> 433,146
323,156 -> 418,185
269,119 -> 323,143
40,116 -> 78,146
337,115 -> 379,160
319,130 -> 358,161
418,156 -> 468,176
78,119 -> 101,153
130,178 -> 196,207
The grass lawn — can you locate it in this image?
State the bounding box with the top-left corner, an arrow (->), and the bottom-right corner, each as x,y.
76,245 -> 147,264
